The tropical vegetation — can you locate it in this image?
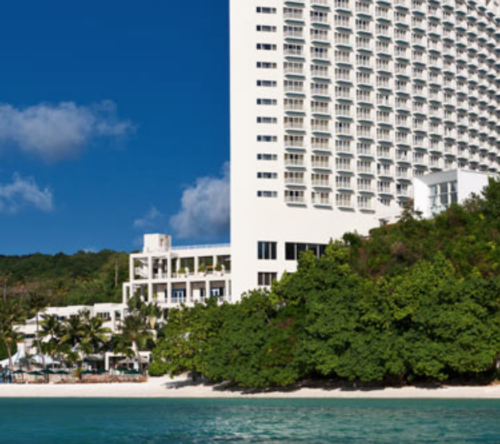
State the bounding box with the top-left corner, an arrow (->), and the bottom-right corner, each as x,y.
149,178 -> 500,388
0,250 -> 129,307
0,294 -> 159,372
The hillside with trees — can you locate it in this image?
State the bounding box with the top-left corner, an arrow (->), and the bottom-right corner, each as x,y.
0,250 -> 129,307
149,178 -> 500,388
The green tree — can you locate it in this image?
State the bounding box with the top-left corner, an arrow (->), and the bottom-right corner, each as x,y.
115,313 -> 153,372
150,298 -> 223,378
0,298 -> 26,370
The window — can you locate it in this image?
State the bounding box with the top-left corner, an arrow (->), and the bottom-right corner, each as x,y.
429,181 -> 458,213
257,153 -> 278,161
257,98 -> 277,106
257,135 -> 277,142
257,25 -> 277,32
257,80 -> 277,87
258,241 -> 277,260
210,287 -> 225,297
257,117 -> 277,124
257,190 -> 278,198
256,43 -> 277,51
258,272 -> 277,287
257,172 -> 278,179
172,289 -> 186,303
285,243 -> 327,261
257,62 -> 277,69
256,7 -> 276,14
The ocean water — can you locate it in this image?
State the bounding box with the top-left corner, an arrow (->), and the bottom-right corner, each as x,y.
0,399 -> 499,443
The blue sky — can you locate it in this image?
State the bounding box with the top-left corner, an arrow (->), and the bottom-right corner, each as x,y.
0,0 -> 230,255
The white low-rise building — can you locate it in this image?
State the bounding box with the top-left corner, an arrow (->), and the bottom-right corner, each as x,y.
122,234 -> 232,307
414,170 -> 491,218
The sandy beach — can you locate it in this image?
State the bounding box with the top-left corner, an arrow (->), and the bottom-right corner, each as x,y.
1,376 -> 500,399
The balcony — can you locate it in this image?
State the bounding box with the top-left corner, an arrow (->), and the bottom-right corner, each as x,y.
312,105 -> 331,115
285,158 -> 305,168
312,160 -> 331,169
285,194 -> 306,205
311,50 -> 331,62
378,185 -> 393,195
312,122 -> 331,133
285,176 -> 305,186
284,65 -> 304,77
312,140 -> 332,152
312,194 -> 332,206
311,67 -> 330,80
285,84 -> 305,95
358,165 -> 374,175
312,86 -> 331,98
312,178 -> 331,188
285,29 -> 304,41
311,12 -> 330,26
285,120 -> 305,131
377,149 -> 393,161
284,48 -> 305,59
284,11 -> 304,22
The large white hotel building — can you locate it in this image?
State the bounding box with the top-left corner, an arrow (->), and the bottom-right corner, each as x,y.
125,0 -> 499,305
15,0 -> 499,352
230,0 -> 500,296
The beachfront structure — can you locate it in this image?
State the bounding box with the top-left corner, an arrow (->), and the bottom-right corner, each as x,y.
122,234 -> 232,306
414,169 -> 491,217
229,0 -> 500,296
18,303 -> 126,351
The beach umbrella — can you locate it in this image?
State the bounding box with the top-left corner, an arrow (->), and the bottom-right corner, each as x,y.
97,369 -> 107,374
56,370 -> 70,375
13,370 -> 26,374
41,369 -> 55,375
126,369 -> 141,375
116,366 -> 128,372
81,370 -> 95,375
28,371 -> 43,376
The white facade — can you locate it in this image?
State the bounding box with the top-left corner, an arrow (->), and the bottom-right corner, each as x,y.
230,0 -> 500,297
122,234 -> 232,307
414,169 -> 491,217
17,303 -> 126,354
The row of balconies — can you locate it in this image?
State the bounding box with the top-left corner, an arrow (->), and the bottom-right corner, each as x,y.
284,6 -> 499,38
283,138 -> 500,160
283,117 -> 500,139
283,81 -> 500,105
285,192 -> 382,209
282,57 -> 500,80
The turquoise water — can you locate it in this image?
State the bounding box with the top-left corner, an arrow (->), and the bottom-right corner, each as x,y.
0,399 -> 499,443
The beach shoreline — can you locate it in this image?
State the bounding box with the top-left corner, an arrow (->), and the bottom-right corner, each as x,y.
1,376 -> 500,399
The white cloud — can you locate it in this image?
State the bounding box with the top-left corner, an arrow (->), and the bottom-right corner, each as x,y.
170,163 -> 230,239
0,101 -> 134,161
133,206 -> 165,230
0,174 -> 54,214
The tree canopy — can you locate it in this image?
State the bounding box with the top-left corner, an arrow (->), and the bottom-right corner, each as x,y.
150,178 -> 500,388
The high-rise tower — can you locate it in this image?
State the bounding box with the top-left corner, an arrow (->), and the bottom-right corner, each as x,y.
230,0 -> 500,297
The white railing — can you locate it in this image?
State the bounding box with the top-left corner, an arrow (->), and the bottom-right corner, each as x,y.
173,243 -> 230,251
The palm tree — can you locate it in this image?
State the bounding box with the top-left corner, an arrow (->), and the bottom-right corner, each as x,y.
141,302 -> 163,330
27,292 -> 47,369
0,298 -> 26,370
38,314 -> 63,367
60,314 -> 85,347
39,315 -> 63,343
115,313 -> 153,372
80,314 -> 111,368
19,349 -> 37,371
